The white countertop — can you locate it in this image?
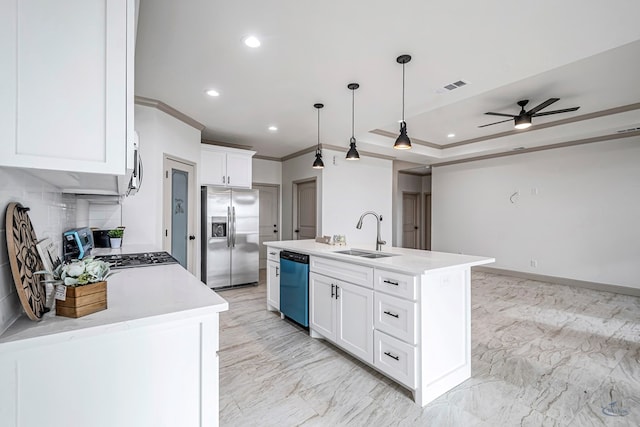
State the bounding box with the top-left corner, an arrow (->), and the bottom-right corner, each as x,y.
0,262 -> 229,350
265,240 -> 495,275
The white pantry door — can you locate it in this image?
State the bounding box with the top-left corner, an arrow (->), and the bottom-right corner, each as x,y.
254,184 -> 280,269
163,156 -> 196,274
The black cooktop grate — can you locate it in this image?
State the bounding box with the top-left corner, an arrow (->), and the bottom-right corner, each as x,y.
94,251 -> 179,269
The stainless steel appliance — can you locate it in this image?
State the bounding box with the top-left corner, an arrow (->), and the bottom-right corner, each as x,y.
94,252 -> 179,269
201,186 -> 259,289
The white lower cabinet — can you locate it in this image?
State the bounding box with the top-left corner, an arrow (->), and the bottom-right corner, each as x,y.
309,272 -> 374,364
374,330 -> 417,388
0,314 -> 221,427
267,260 -> 280,311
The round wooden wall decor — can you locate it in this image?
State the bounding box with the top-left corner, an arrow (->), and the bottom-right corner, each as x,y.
5,202 -> 47,321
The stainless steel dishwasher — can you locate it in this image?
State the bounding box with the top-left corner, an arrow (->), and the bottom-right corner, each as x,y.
279,251 -> 309,327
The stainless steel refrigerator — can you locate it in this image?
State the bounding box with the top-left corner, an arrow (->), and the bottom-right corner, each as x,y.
201,186 -> 259,289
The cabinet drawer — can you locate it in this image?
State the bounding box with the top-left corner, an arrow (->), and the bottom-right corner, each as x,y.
374,269 -> 418,300
267,248 -> 281,262
310,256 -> 374,288
374,293 -> 417,344
374,330 -> 417,389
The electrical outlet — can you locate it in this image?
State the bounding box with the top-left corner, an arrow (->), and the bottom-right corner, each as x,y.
530,259 -> 538,268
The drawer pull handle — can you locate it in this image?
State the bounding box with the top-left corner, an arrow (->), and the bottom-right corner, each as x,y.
275,267 -> 279,277
383,280 -> 399,286
269,252 -> 276,255
384,351 -> 399,361
383,310 -> 399,318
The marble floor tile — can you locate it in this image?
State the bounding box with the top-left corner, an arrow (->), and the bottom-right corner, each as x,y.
218,271 -> 640,426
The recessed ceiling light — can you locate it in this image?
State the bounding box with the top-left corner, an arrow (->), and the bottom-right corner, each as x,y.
268,126 -> 278,131
447,133 -> 455,138
243,36 -> 261,48
206,89 -> 220,97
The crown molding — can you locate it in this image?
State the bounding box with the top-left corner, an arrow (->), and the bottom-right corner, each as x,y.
134,96 -> 205,131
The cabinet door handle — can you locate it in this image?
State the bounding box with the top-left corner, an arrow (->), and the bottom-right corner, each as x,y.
383,310 -> 399,318
331,284 -> 335,298
227,176 -> 231,184
222,176 -> 226,184
275,267 -> 279,277
384,351 -> 399,361
383,279 -> 399,286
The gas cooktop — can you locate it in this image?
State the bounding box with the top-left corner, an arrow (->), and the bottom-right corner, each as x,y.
94,251 -> 179,269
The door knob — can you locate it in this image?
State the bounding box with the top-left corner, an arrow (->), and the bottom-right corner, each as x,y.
274,230 -> 278,233
294,229 -> 299,233
414,226 -> 418,230
189,235 -> 196,240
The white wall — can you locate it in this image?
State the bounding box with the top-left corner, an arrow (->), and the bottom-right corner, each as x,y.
123,105 -> 202,261
432,138 -> 640,289
280,149 -> 393,248
0,168 -> 77,334
252,158 -> 281,185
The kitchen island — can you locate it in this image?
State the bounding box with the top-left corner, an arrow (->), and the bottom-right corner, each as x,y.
265,240 -> 494,406
0,260 -> 228,427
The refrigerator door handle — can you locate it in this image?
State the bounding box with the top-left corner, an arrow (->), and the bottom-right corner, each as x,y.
226,206 -> 231,248
232,207 -> 237,248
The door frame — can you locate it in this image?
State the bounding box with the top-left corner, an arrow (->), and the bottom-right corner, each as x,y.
424,192 -> 432,251
292,177 -> 318,240
401,191 -> 421,249
162,154 -> 198,274
253,182 -> 281,269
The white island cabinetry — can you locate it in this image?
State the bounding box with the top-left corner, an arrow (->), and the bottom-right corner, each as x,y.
309,257 -> 374,364
266,247 -> 281,311
0,264 -> 228,427
264,240 -> 494,406
0,0 -> 135,175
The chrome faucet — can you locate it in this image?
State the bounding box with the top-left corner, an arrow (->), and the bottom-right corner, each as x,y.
356,211 -> 386,251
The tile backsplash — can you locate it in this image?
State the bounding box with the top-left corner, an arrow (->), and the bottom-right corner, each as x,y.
0,167 -> 77,335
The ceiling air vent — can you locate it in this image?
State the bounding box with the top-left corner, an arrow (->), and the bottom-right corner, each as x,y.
443,80 -> 470,91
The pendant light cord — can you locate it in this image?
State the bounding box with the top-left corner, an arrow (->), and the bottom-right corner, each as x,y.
351,88 -> 355,139
317,107 -> 321,154
402,62 -> 405,122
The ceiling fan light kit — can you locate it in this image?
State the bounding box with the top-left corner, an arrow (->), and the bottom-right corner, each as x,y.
394,54 -> 412,150
346,83 -> 361,160
312,103 -> 325,169
481,98 -> 580,129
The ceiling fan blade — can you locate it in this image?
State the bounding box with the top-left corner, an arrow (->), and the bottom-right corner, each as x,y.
526,98 -> 560,115
484,112 -> 517,118
478,118 -> 513,128
532,106 -> 580,117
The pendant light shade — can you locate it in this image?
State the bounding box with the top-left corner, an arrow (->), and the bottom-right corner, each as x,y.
394,54 -> 412,150
312,103 -> 325,169
346,83 -> 360,160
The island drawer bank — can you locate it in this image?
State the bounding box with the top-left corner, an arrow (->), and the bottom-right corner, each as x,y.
265,240 -> 494,406
0,261 -> 228,427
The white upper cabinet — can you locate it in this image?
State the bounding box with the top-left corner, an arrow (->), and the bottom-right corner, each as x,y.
0,0 -> 135,175
201,144 -> 255,188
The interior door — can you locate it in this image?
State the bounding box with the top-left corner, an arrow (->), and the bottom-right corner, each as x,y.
402,192 -> 420,249
254,184 -> 279,269
163,156 -> 196,274
296,179 -> 316,240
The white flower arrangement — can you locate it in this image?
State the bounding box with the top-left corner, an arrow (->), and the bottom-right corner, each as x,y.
38,258 -> 113,287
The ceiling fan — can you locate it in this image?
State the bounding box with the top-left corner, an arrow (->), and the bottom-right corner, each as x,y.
479,98 -> 580,129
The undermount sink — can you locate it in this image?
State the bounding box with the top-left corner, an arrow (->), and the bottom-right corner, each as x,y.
334,249 -> 397,259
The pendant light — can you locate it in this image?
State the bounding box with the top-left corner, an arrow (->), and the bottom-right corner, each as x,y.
394,54 -> 412,150
312,103 -> 325,169
346,83 -> 360,160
